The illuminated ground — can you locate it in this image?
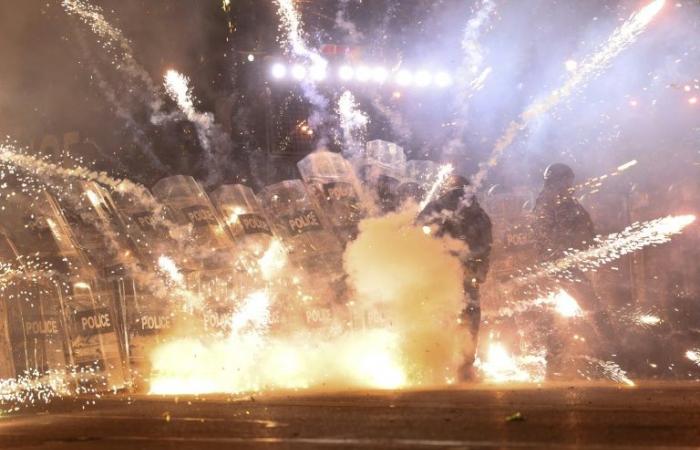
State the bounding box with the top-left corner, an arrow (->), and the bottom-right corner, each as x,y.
2,382 -> 700,449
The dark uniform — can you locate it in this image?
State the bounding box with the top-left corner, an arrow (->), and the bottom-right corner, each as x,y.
419,175 -> 492,377
532,163 -> 614,374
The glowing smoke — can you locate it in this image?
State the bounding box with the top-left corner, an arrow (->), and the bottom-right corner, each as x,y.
344,209 -> 469,384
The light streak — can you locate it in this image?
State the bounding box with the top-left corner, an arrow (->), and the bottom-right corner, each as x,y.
516,215 -> 695,284
686,349 -> 700,366
163,70 -> 227,182
419,164 -> 454,210
337,91 -> 369,158
617,159 -> 638,172
470,0 -> 666,190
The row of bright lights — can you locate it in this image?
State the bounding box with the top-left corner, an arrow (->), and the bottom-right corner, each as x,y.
270,63 -> 453,88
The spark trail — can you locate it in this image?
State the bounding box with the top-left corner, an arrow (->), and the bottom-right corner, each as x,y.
64,0 -> 168,170
337,91 -> 368,159
274,0 -> 330,140
470,0 -> 666,190
419,164 -> 454,210
163,70 -> 229,183
515,214 -> 695,285
62,0 -> 162,111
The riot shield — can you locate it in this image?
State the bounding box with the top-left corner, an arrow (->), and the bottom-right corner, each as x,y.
0,230 -> 70,380
297,151 -> 366,243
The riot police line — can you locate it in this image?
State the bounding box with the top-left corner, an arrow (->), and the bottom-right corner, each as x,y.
0,140 -> 436,392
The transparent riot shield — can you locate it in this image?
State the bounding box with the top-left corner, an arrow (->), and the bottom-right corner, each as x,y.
112,184 -> 180,265
258,180 -> 345,327
209,184 -> 275,260
258,180 -> 342,271
111,186 -> 178,385
357,140 -> 407,214
405,160 -> 439,190
27,191 -> 127,390
151,175 -> 237,337
0,230 -> 70,380
151,175 -> 234,271
297,151 -> 366,243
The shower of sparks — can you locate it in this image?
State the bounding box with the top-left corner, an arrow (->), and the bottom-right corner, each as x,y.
0,143 -> 167,220
337,90 -> 369,158
585,357 -> 636,386
460,0 -> 496,97
163,70 -> 227,182
62,0 -> 162,110
576,159 -> 640,195
419,164 -> 454,210
274,0 -> 325,66
164,70 -> 196,117
516,215 -> 695,284
478,341 -> 547,383
470,0 -> 666,189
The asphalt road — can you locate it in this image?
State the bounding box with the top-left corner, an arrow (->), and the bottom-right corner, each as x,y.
2,382 -> 700,449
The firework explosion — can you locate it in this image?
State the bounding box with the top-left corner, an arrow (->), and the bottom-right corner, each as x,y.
469,0 -> 667,190
516,215 -> 695,284
0,0 -> 697,423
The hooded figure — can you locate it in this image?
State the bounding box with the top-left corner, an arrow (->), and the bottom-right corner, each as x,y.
419,174 -> 492,379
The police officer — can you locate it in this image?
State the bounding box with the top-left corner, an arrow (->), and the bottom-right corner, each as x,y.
419,174 -> 493,380
533,163 -> 614,375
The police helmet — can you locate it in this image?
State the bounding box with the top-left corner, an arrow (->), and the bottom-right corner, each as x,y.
543,163 -> 575,186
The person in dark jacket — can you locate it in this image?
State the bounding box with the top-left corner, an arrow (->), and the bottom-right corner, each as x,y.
532,163 -> 614,376
419,174 -> 493,379
533,163 -> 595,260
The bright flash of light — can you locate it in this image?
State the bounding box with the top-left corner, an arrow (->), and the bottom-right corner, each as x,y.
158,255 -> 184,285
686,349 -> 700,366
617,159 -> 638,171
419,163 -> 454,210
477,342 -> 546,383
271,63 -> 286,79
338,65 -> 354,80
635,314 -> 661,326
470,0 -> 666,190
164,70 -> 195,116
258,238 -> 287,281
549,289 -> 583,318
565,59 -> 578,71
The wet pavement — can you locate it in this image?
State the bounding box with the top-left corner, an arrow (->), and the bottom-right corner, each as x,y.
2,382 -> 700,449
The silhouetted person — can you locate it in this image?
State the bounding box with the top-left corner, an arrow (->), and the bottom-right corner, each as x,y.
419,175 -> 492,380
533,163 -> 614,377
